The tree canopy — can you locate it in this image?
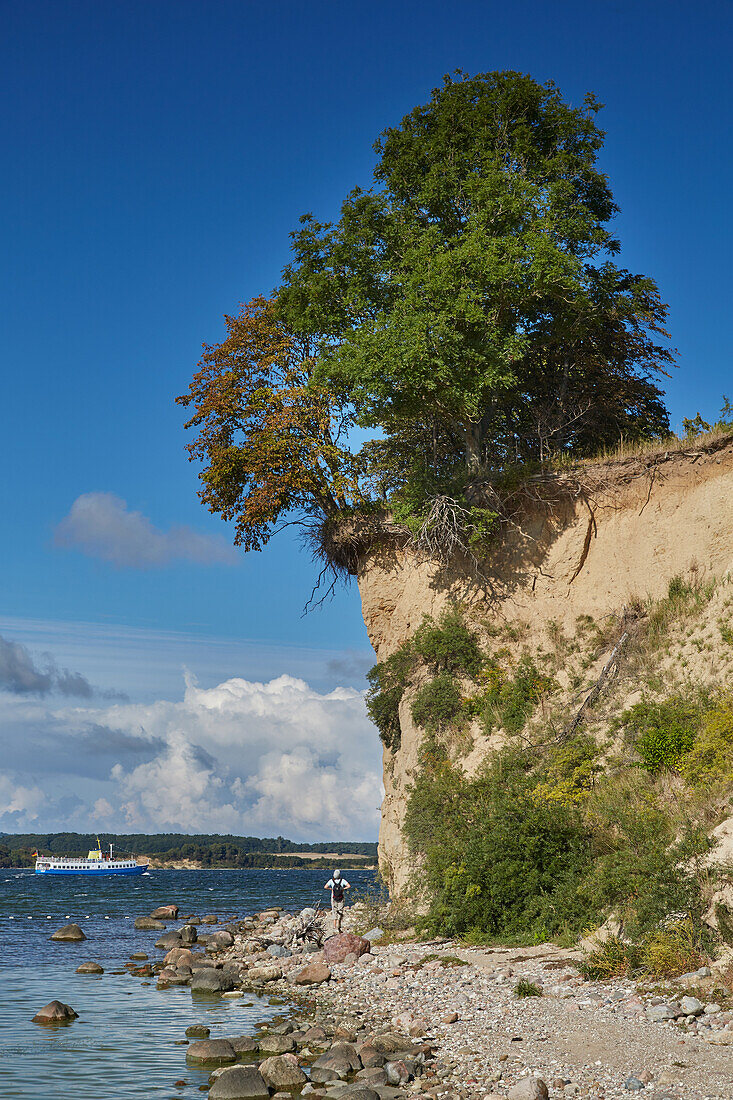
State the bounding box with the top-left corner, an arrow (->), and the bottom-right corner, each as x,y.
179,70 -> 674,554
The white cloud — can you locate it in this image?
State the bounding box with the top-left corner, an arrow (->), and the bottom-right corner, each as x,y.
0,775 -> 45,825
55,492 -> 238,568
0,672 -> 382,840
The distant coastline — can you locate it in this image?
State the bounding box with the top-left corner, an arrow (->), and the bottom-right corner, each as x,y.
0,831 -> 377,871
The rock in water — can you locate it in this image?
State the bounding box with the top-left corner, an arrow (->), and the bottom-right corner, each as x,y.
32,1000 -> 78,1024
322,932 -> 371,964
75,961 -> 104,974
190,969 -> 236,993
50,923 -> 85,942
208,1065 -> 270,1099
507,1080 -> 549,1100
258,1055 -> 308,1090
181,924 -> 198,945
134,916 -> 165,930
185,1024 -> 210,1038
258,1034 -> 295,1054
294,961 -> 331,985
150,904 -> 179,920
185,1039 -> 237,1064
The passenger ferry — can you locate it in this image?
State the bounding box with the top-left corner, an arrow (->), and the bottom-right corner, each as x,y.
35,839 -> 148,876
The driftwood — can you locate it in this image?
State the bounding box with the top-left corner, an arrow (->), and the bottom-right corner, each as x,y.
561,630 -> 629,740
290,903 -> 327,948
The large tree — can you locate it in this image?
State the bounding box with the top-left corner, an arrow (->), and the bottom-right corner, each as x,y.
180,72 -> 674,553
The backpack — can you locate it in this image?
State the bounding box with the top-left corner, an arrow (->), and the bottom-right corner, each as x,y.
331,880 -> 344,903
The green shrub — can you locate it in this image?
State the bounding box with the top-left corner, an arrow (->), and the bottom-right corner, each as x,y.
514,979 -> 543,997
412,609 -> 483,677
579,918 -> 708,980
366,643 -> 415,751
475,655 -> 556,735
621,696 -> 701,773
411,671 -> 463,732
681,694 -> 733,784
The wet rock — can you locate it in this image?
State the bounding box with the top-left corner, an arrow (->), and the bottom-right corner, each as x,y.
229,1036 -> 259,1053
201,914 -> 219,924
165,947 -> 195,967
310,1068 -> 339,1084
186,1038 -> 237,1064
295,961 -> 332,985
259,1054 -> 308,1090
76,961 -> 103,974
323,933 -> 371,964
258,1034 -> 296,1054
191,969 -> 236,993
208,1065 -> 270,1099
186,1024 -> 211,1038
50,923 -> 85,942
341,1089 -> 380,1100
181,924 -> 198,945
32,1000 -> 78,1024
134,916 -> 165,931
156,932 -> 183,949
150,904 -> 179,920
507,1080 -> 548,1100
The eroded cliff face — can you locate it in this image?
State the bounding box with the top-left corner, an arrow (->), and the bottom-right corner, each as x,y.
356,439 -> 733,896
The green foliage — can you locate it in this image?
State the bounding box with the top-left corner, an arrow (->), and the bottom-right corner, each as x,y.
472,655 -> 557,734
579,918 -> 709,980
366,643 -> 415,751
412,609 -> 483,677
514,979 -> 543,997
621,696 -> 702,773
411,672 -> 464,733
681,694 -> 733,785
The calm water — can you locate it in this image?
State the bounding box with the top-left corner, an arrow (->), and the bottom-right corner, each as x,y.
0,867 -> 376,1099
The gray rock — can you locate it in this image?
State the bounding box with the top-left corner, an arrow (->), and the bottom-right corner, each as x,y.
680,996 -> 704,1016
258,1034 -> 296,1054
209,1065 -> 270,1099
50,923 -> 85,942
359,1047 -> 385,1068
186,1038 -> 237,1064
314,1043 -> 362,1075
181,924 -> 198,945
704,1002 -> 722,1014
384,1061 -> 410,1086
191,969 -> 236,993
228,1035 -> 259,1053
32,1000 -> 78,1024
209,930 -> 235,948
646,1003 -> 678,1022
267,943 -> 292,958
363,927 -> 384,943
259,1054 -> 308,1089
507,1080 -> 549,1100
624,1078 -> 644,1092
341,1090 -> 380,1100
186,1024 -> 211,1038
311,1068 -> 340,1083
76,961 -> 103,974
156,931 -> 183,949
134,916 -> 165,930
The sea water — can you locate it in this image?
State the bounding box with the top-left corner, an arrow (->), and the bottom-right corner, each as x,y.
0,867 -> 376,1098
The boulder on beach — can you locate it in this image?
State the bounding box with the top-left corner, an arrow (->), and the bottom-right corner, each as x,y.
186,1038 -> 237,1064
50,923 -> 85,942
32,1000 -> 78,1024
257,1034 -> 296,1054
155,931 -> 182,949
294,960 -> 331,985
75,961 -> 104,974
314,1042 -> 361,1075
244,964 -> 282,983
150,904 -> 179,920
259,1054 -> 307,1090
191,969 -> 236,993
165,947 -> 195,967
208,930 -> 235,949
228,1035 -> 258,1053
134,916 -> 165,931
507,1079 -> 549,1100
208,1065 -> 269,1099
322,933 -> 370,964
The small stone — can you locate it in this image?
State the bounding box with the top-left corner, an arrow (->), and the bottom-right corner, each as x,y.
680,996 -> 704,1016
134,916 -> 165,930
50,923 -> 85,941
75,961 -> 103,974
441,1013 -> 459,1024
704,1002 -> 722,1014
32,1000 -> 78,1024
186,1024 -> 211,1038
258,1034 -> 296,1054
646,1003 -> 677,1022
623,1078 -> 644,1092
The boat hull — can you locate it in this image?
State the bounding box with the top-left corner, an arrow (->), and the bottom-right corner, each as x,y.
35,864 -> 148,876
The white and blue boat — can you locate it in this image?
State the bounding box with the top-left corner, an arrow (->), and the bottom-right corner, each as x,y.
35,839 -> 148,876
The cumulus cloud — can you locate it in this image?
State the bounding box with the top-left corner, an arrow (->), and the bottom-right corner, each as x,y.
55,492 -> 238,568
0,634 -> 94,697
0,673 -> 382,840
0,775 -> 45,826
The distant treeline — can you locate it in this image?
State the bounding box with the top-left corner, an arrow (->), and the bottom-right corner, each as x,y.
0,833 -> 377,869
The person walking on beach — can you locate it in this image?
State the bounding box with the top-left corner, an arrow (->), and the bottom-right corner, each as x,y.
324,869 -> 350,932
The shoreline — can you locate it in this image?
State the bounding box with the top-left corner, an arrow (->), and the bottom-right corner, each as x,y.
84,899 -> 733,1100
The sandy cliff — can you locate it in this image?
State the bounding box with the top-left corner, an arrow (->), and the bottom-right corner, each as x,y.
356,438 -> 733,895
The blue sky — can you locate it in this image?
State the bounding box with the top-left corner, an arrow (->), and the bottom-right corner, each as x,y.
1,0 -> 730,838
